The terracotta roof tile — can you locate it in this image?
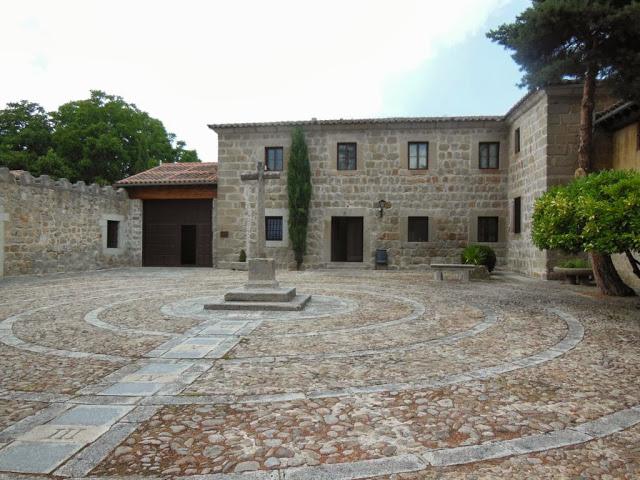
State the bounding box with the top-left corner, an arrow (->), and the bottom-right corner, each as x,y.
208,115 -> 503,130
115,162 -> 217,186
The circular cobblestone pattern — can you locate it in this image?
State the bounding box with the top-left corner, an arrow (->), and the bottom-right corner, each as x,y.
0,268 -> 638,479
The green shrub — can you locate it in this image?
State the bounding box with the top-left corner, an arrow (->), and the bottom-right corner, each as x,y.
557,258 -> 590,269
461,245 -> 497,272
238,249 -> 246,262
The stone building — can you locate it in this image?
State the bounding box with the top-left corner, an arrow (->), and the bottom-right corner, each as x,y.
210,84 -> 615,278
0,84 -> 629,280
114,163 -> 217,267
0,162 -> 217,277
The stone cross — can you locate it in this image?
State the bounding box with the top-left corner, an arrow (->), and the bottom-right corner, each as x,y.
240,161 -> 280,258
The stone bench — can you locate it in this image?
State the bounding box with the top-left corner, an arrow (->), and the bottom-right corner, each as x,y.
430,263 -> 477,282
553,267 -> 593,285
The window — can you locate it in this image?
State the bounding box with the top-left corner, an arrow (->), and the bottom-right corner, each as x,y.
265,147 -> 283,171
265,216 -> 283,241
107,220 -> 119,248
514,197 -> 522,234
478,216 -> 499,243
637,122 -> 640,151
408,217 -> 429,242
514,128 -> 521,154
337,143 -> 357,170
408,142 -> 428,169
479,142 -> 499,169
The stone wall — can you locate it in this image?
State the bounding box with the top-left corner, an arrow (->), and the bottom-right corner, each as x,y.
0,168 -> 139,277
505,90 -> 549,278
215,120 -> 509,270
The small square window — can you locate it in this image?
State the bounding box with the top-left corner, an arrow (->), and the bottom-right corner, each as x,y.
337,143 -> 357,170
265,147 -> 283,171
408,142 -> 428,169
478,216 -> 499,243
265,216 -> 283,241
514,197 -> 522,234
408,216 -> 429,242
479,142 -> 499,169
514,128 -> 521,154
107,220 -> 119,248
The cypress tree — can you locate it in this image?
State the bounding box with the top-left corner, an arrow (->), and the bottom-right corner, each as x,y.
287,127 -> 312,269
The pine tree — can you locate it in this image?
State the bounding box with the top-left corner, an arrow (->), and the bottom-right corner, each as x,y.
287,127 -> 312,269
488,0 -> 640,296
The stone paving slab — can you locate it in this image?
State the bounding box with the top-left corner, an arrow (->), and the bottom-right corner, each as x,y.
0,441 -> 81,473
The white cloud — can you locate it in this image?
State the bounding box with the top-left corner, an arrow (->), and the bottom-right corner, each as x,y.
0,0 -> 508,163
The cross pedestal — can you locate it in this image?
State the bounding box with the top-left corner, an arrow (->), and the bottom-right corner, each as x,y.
204,161 -> 311,312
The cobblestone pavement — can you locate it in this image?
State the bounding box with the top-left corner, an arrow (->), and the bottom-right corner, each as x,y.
0,267 -> 638,479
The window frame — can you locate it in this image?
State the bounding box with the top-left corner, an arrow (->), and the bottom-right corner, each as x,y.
514,128 -> 521,154
514,197 -> 522,234
407,216 -> 429,242
265,216 -> 283,242
106,220 -> 119,249
337,142 -> 357,171
408,141 -> 429,170
478,141 -> 500,169
477,216 -> 499,243
265,146 -> 284,172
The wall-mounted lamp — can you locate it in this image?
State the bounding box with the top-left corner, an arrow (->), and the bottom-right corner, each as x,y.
378,199 -> 388,218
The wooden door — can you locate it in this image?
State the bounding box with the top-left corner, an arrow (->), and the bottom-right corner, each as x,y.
143,200 -> 212,267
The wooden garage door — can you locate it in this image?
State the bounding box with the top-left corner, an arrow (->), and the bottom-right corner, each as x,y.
143,200 -> 212,267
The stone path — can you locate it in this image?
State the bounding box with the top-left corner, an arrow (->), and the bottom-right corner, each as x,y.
0,268 -> 638,478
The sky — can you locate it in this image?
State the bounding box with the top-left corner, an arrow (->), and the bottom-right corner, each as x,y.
0,0 -> 530,163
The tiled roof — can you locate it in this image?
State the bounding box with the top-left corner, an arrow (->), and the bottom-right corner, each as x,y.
115,162 -> 217,186
594,101 -> 638,128
208,115 -> 503,130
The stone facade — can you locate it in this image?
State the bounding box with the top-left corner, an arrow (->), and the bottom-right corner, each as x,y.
0,168 -> 140,277
215,120 -> 510,270
213,85 -> 618,277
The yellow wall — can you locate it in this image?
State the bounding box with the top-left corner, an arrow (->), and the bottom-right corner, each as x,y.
612,122 -> 640,171
611,121 -> 640,293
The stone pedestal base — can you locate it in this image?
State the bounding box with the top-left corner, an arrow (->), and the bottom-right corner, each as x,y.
246,258 -> 279,289
224,286 -> 296,302
205,294 -> 311,312
205,257 -> 311,312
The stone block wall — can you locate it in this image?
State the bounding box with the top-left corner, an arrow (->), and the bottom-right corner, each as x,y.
0,168 -> 139,277
505,90 -> 549,278
215,120 -> 509,270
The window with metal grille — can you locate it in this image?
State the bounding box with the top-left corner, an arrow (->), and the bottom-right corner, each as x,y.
408,142 -> 428,169
265,147 -> 283,171
514,197 -> 522,234
337,143 -> 357,170
514,128 -> 521,153
107,220 -> 119,248
479,142 -> 499,169
265,216 -> 283,241
408,216 -> 429,242
478,216 -> 499,243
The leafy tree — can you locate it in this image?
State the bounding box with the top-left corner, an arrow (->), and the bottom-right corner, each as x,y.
172,139 -> 200,163
532,170 -> 639,296
0,91 -> 200,185
51,90 -> 183,185
488,0 -> 640,295
0,101 -> 53,172
287,127 -> 312,269
488,0 -> 640,174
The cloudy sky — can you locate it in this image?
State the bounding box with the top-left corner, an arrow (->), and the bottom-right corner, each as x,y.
1,0 -> 529,162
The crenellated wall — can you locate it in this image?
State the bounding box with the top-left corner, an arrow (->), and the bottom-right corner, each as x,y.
0,167 -> 140,277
